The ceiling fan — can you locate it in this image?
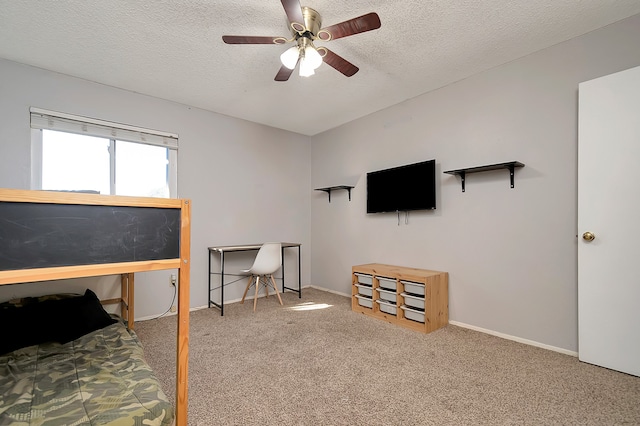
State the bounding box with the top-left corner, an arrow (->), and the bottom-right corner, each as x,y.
222,0 -> 381,81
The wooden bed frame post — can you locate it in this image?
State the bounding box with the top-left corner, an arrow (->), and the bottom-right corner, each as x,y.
120,275 -> 127,320
175,199 -> 191,426
120,273 -> 135,330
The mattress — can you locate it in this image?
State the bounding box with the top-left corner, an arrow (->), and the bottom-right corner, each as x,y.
0,320 -> 174,426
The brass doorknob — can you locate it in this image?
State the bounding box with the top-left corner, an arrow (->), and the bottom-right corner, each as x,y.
582,232 -> 595,242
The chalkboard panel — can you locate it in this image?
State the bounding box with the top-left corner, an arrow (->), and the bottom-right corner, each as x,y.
0,202 -> 180,271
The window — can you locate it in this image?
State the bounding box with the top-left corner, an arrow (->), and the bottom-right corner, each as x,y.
114,140 -> 171,197
30,108 -> 178,198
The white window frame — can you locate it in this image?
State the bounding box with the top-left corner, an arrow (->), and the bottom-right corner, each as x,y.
29,107 -> 178,198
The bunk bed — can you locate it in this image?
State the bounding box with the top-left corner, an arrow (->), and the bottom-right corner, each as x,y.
0,188 -> 191,426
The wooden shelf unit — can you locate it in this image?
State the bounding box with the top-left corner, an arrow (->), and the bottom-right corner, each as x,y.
352,263 -> 448,334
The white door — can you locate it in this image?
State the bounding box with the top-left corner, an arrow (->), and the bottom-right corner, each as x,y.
578,65 -> 640,377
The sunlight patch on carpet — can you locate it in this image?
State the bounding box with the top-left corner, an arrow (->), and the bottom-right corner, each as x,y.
288,302 -> 333,311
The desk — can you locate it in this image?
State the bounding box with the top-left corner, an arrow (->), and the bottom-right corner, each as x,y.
208,243 -> 301,316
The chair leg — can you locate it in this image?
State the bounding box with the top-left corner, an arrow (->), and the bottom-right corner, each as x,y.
265,276 -> 269,298
269,274 -> 283,306
241,275 -> 254,304
253,276 -> 260,312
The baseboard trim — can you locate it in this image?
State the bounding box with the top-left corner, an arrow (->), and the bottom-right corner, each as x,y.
136,285 -> 315,322
136,304 -> 208,322
139,287 -> 578,358
307,285 -> 350,298
449,320 -> 578,357
307,286 -> 577,357
218,285 -> 315,306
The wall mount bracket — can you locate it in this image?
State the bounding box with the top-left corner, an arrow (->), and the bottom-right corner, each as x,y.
443,161 -> 525,192
314,185 -> 354,202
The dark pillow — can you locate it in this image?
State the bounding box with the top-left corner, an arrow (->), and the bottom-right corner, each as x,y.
0,289 -> 117,354
0,299 -> 49,354
53,289 -> 118,343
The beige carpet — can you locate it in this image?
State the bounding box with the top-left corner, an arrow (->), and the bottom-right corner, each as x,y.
135,288 -> 640,425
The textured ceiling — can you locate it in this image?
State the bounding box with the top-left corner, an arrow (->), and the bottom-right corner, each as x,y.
1,1 -> 640,136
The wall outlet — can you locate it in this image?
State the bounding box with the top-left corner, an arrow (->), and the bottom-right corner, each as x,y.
170,305 -> 177,313
170,274 -> 177,286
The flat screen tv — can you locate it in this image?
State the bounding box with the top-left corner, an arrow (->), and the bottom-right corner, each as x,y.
367,159 -> 436,213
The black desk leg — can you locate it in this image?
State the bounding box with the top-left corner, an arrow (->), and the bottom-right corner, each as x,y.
220,251 -> 224,316
208,249 -> 225,316
298,245 -> 301,298
281,246 -> 285,294
282,245 -> 302,298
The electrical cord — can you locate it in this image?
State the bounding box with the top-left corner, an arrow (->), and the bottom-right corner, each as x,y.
150,282 -> 178,320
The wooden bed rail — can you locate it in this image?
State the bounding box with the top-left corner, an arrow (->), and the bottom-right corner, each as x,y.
99,273 -> 135,330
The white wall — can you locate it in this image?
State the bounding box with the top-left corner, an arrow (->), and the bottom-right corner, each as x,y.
0,59 -> 312,318
2,13 -> 640,351
309,14 -> 640,352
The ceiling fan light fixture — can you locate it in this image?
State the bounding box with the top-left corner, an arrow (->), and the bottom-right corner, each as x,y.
299,58 -> 315,77
222,2 -> 381,82
304,45 -> 323,70
280,46 -> 300,69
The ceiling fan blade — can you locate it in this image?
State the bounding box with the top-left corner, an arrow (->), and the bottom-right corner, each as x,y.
280,0 -> 304,28
322,49 -> 359,77
319,12 -> 381,41
222,35 -> 281,44
275,64 -> 295,82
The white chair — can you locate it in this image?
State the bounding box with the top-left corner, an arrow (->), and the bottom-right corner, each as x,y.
240,242 -> 283,311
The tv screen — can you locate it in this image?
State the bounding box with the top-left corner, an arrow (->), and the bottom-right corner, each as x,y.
367,159 -> 436,213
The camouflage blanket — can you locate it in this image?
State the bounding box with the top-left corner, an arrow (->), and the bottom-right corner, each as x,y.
0,321 -> 174,425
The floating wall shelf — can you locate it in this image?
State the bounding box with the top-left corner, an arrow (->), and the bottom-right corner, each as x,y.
444,161 -> 525,192
314,185 -> 354,202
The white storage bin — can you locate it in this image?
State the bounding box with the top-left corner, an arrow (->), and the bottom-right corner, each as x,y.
355,284 -> 373,298
376,299 -> 397,316
355,273 -> 373,285
401,292 -> 425,310
377,276 -> 397,291
401,305 -> 425,323
355,294 -> 373,308
377,287 -> 397,303
401,280 -> 425,296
